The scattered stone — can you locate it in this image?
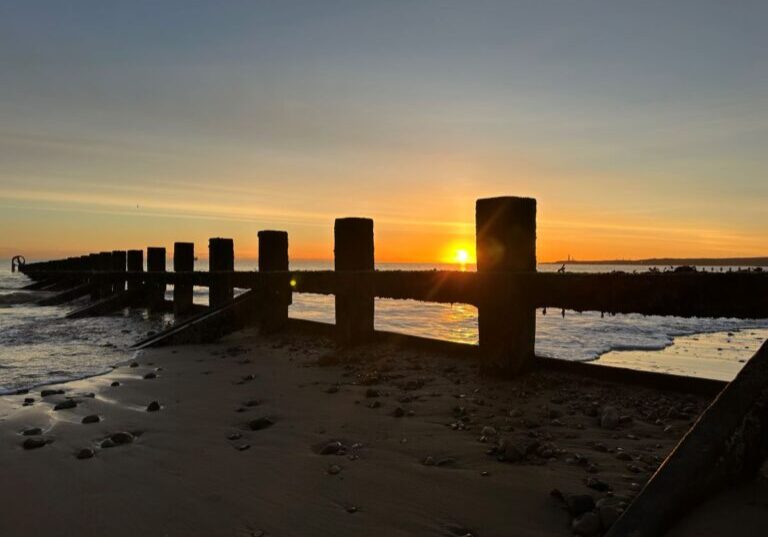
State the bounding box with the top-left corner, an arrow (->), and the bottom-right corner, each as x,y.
236,444 -> 251,451
227,432 -> 243,441
53,399 -> 77,411
586,476 -> 611,492
22,427 -> 43,436
423,456 -> 436,466
111,381 -> 120,387
319,441 -> 344,455
41,389 -> 64,397
129,362 -> 139,368
146,401 -> 161,412
109,431 -> 134,445
248,417 -> 274,431
598,504 -> 622,529
23,437 -> 48,450
328,464 -> 342,475
565,494 -> 596,517
600,406 -> 620,430
572,511 -> 601,536
24,397 -> 35,404
346,506 -> 358,514
101,439 -> 116,448
76,448 -> 95,460
143,372 -> 157,380
480,426 -> 497,437
81,414 -> 100,424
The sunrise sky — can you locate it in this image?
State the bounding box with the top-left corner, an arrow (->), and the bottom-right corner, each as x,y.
1,1 -> 766,263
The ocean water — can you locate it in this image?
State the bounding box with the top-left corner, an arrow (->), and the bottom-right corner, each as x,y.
1,261 -> 767,393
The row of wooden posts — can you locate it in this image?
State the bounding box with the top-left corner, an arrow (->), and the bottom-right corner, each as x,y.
20,195 -> 768,376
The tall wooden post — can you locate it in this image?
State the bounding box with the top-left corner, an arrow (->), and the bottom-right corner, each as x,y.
334,218 -> 374,346
126,250 -> 143,293
98,251 -> 113,299
88,253 -> 100,301
258,230 -> 290,333
208,238 -> 234,309
146,247 -> 166,312
476,196 -> 537,376
111,250 -> 127,293
173,242 -> 195,317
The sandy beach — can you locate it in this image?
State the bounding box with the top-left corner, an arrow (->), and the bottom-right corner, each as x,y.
3,327 -> 757,537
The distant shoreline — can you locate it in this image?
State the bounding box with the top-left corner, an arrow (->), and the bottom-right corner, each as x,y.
547,257 -> 768,267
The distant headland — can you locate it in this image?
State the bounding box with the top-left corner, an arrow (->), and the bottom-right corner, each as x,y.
549,256 -> 768,266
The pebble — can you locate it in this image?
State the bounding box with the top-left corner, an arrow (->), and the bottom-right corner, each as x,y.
327,464 -> 342,475
76,448 -> 95,460
111,381 -> 120,387
53,399 -> 77,411
23,437 -> 48,450
320,441 -> 344,455
600,406 -> 620,430
227,432 -> 243,441
143,372 -> 157,380
109,431 -> 134,445
586,476 -> 611,492
41,389 -> 64,397
565,494 -> 595,517
24,397 -> 35,404
146,401 -> 161,412
572,511 -> 601,536
248,417 -> 274,431
236,444 -> 251,451
22,427 -> 43,436
82,414 -> 101,424
129,362 -> 139,368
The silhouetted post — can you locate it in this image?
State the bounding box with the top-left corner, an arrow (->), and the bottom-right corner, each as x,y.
111,250 -> 127,293
334,218 -> 374,345
127,250 -> 143,293
173,242 -> 195,317
146,247 -> 166,312
208,238 -> 234,309
476,196 -> 537,376
258,230 -> 290,333
98,251 -> 113,298
88,253 -> 100,301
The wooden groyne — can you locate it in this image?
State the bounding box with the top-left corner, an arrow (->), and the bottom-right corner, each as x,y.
15,194 -> 768,536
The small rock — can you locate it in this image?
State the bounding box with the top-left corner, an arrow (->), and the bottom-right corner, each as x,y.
146,401 -> 161,412
23,437 -> 48,450
82,414 -> 100,424
599,504 -> 622,529
328,464 -> 342,475
53,399 -> 77,411
249,417 -> 274,431
101,439 -> 116,449
129,362 -> 139,368
227,432 -> 243,440
110,431 -> 134,445
572,512 -> 601,536
111,381 -> 120,387
76,448 -> 95,460
236,444 -> 251,451
423,456 -> 436,466
600,406 -> 620,430
480,426 -> 497,437
41,389 -> 64,397
24,397 -> 35,404
565,494 -> 596,517
320,441 -> 344,455
143,372 -> 157,380
346,506 -> 358,514
22,427 -> 43,436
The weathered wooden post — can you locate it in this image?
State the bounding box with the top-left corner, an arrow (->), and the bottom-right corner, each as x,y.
258,230 -> 290,333
475,196 -> 537,376
208,238 -> 234,309
111,250 -> 127,293
146,247 -> 166,312
334,217 -> 375,345
126,250 -> 143,293
88,253 -> 100,301
98,251 -> 113,298
173,242 -> 195,317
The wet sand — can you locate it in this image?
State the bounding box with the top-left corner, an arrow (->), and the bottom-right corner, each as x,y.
0,328 -> 761,536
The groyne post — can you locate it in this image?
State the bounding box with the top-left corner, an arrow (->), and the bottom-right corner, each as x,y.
475,196 -> 537,375
88,253 -> 100,301
146,247 -> 166,312
334,217 -> 375,345
111,250 -> 127,293
173,242 -> 195,317
208,238 -> 234,309
258,230 -> 290,333
126,250 -> 143,293
98,251 -> 113,299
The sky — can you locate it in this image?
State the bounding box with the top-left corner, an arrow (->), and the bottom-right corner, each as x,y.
1,0 -> 766,263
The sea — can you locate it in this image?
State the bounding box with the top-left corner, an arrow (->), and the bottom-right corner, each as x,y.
2,260 -> 767,394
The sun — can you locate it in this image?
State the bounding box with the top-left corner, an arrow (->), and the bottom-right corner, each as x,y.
455,249 -> 469,264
